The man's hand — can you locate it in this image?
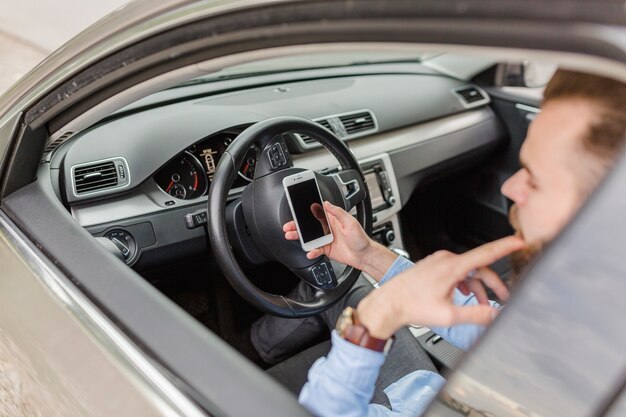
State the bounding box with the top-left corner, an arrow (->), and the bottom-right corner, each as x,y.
356,236 -> 526,339
283,201 -> 397,280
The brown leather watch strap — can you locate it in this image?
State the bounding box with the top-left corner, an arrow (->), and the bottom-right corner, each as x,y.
340,308 -> 390,352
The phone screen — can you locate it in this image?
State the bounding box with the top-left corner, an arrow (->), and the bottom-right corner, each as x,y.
286,178 -> 330,243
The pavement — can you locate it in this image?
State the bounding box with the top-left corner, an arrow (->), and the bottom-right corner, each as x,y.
0,0 -> 129,94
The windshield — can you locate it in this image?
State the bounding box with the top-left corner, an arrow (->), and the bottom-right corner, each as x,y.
176,51 -> 435,86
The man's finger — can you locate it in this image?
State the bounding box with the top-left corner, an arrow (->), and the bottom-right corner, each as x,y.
455,236 -> 525,278
475,267 -> 510,302
310,203 -> 325,221
311,203 -> 330,234
323,201 -> 353,228
283,221 -> 296,232
457,282 -> 470,296
450,305 -> 496,326
306,249 -> 323,259
285,231 -> 299,241
465,277 -> 489,305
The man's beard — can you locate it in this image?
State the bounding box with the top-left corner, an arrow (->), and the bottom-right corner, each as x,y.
509,204 -> 543,286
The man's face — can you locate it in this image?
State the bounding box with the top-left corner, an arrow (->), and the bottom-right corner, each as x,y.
501,98 -> 599,247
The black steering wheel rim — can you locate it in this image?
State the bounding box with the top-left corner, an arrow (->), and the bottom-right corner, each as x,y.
208,116 -> 372,318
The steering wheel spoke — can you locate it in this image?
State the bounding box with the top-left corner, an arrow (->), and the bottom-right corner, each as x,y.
254,135 -> 294,177
224,198 -> 268,266
291,256 -> 338,290
330,169 -> 367,211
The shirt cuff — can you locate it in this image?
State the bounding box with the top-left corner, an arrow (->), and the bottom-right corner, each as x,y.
379,256 -> 414,285
299,332 -> 386,417
429,289 -> 501,351
320,331 -> 386,386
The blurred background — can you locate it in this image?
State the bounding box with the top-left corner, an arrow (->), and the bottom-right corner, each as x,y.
0,0 -> 129,94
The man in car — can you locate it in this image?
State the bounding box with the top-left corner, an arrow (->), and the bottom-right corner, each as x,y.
251,69 -> 626,416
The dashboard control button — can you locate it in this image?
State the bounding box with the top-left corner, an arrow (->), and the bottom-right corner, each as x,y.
185,208 -> 208,229
268,143 -> 287,169
378,170 -> 390,188
111,237 -> 130,256
104,229 -> 137,263
312,263 -> 332,285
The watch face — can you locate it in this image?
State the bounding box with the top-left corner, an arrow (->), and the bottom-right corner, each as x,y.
336,306 -> 355,336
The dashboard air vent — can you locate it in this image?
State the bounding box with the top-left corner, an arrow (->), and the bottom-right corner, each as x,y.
72,158 -> 130,197
299,119 -> 333,145
317,119 -> 332,131
41,131 -> 76,163
74,162 -> 118,194
44,131 -> 74,154
294,110 -> 378,150
340,111 -> 375,134
453,86 -> 489,108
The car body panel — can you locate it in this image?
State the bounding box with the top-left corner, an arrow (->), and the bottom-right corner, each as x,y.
0,112 -> 21,183
0,1 -> 625,417
0,212 -> 207,417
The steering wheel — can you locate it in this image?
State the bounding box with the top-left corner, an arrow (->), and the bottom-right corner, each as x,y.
208,117 -> 373,318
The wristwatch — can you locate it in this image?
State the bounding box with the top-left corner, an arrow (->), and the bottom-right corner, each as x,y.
336,306 -> 393,353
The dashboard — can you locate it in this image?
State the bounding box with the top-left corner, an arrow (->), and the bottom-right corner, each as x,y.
44,63 -> 506,270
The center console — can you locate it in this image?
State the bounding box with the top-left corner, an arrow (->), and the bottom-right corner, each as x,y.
357,154 -> 405,253
361,161 -> 397,211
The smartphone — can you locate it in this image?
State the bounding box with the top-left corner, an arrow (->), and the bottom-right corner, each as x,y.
283,170 -> 334,251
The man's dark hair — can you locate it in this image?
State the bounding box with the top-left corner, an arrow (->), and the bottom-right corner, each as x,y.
543,69 -> 626,163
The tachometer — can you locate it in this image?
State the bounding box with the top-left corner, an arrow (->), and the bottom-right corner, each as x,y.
154,152 -> 208,200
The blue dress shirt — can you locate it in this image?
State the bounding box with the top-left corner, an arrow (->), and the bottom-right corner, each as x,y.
299,256 -> 499,417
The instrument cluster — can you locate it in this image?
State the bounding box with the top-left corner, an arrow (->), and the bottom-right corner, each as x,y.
153,130 -> 258,200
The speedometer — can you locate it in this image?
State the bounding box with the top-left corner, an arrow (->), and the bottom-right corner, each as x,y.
154,152 -> 208,200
